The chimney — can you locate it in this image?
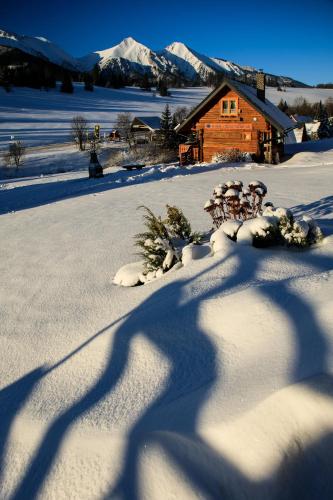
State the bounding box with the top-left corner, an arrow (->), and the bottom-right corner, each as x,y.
256,69 -> 265,102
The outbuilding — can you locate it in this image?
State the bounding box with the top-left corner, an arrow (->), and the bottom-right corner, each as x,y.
131,116 -> 161,143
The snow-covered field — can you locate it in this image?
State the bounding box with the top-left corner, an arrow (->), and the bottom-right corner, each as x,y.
1,140 -> 333,498
1,83 -> 333,148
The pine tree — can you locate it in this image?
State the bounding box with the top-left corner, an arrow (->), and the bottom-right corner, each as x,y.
140,73 -> 151,91
135,206 -> 179,273
92,64 -> 101,85
83,72 -> 94,91
278,99 -> 289,114
314,101 -> 330,138
161,104 -> 172,131
160,104 -> 177,149
0,66 -> 11,92
157,78 -> 169,96
60,72 -> 74,93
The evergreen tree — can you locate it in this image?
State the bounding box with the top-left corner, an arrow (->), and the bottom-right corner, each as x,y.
157,78 -> 169,96
60,72 -> 74,93
140,73 -> 151,91
83,72 -> 94,91
164,205 -> 202,243
313,101 -> 330,138
0,66 -> 11,92
135,206 -> 178,273
161,103 -> 172,131
278,99 -> 289,114
92,63 -> 101,85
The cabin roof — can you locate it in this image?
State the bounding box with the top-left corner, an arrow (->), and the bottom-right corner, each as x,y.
175,77 -> 295,134
132,116 -> 161,131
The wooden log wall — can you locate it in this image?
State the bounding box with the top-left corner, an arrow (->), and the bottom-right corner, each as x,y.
193,88 -> 272,162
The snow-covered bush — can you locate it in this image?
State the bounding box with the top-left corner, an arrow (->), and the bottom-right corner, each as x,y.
212,149 -> 251,163
115,197 -> 324,288
276,211 -> 323,248
237,216 -> 279,247
209,203 -> 324,249
115,204 -> 203,286
164,205 -> 202,243
135,206 -> 179,274
204,179 -> 268,228
108,144 -> 177,168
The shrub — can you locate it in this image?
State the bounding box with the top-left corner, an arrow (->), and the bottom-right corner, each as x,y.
204,179 -> 268,228
212,149 -> 249,163
71,115 -> 88,151
135,206 -> 179,274
134,205 -> 202,282
5,141 -> 25,168
107,144 -> 177,168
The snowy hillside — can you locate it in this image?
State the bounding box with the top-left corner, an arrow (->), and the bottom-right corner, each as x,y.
1,83 -> 333,148
0,29 -> 80,71
1,143 -> 333,498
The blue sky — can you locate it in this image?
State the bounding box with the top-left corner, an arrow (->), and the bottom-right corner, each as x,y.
1,0 -> 332,85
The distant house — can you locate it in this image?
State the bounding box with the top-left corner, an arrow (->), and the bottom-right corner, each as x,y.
290,114 -> 313,124
131,116 -> 161,143
176,73 -> 295,164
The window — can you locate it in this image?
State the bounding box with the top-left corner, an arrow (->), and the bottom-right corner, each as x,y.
221,99 -> 238,115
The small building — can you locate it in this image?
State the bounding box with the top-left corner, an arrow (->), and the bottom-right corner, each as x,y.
131,116 -> 161,143
176,73 -> 295,164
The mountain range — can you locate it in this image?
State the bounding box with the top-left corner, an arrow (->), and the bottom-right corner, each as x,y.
0,29 -> 307,87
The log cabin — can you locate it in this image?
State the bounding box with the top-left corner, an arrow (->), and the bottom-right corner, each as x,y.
176,72 -> 295,165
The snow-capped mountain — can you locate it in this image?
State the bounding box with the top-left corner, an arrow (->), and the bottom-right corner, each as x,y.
161,42 -> 236,80
79,37 -> 177,77
0,28 -> 307,86
0,29 -> 80,71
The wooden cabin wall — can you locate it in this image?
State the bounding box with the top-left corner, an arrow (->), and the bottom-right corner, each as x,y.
193,88 -> 271,162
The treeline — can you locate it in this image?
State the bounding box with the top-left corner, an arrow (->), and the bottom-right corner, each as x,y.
316,83 -> 333,89
278,97 -> 333,119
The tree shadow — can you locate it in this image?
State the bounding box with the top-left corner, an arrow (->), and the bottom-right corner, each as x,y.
2,236 -> 333,499
0,368 -> 47,485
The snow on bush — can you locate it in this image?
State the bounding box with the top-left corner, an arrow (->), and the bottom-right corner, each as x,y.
212,148 -> 252,164
236,216 -> 278,247
182,243 -> 211,266
113,261 -> 144,287
210,227 -> 235,255
204,179 -> 268,228
115,205 -> 203,286
115,186 -> 324,287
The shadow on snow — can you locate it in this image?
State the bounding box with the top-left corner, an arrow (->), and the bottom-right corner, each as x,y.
1,203 -> 333,498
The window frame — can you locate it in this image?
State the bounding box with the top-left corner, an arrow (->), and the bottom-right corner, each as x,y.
221,98 -> 239,116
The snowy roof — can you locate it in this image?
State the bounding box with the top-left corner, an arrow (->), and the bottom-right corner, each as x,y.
290,114 -> 313,123
176,77 -> 295,133
132,116 -> 161,130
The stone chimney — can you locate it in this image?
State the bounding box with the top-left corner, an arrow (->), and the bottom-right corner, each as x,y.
256,70 -> 265,102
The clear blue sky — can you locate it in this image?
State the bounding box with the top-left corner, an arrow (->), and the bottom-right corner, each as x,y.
1,0 -> 332,85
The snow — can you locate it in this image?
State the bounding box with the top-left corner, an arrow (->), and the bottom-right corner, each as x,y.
0,29 -> 80,71
1,83 -> 333,149
0,84 -> 209,148
1,102 -> 333,498
113,261 -> 144,287
237,216 -> 275,245
181,243 -> 211,266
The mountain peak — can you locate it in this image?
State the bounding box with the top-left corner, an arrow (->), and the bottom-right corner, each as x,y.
120,36 -> 140,46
